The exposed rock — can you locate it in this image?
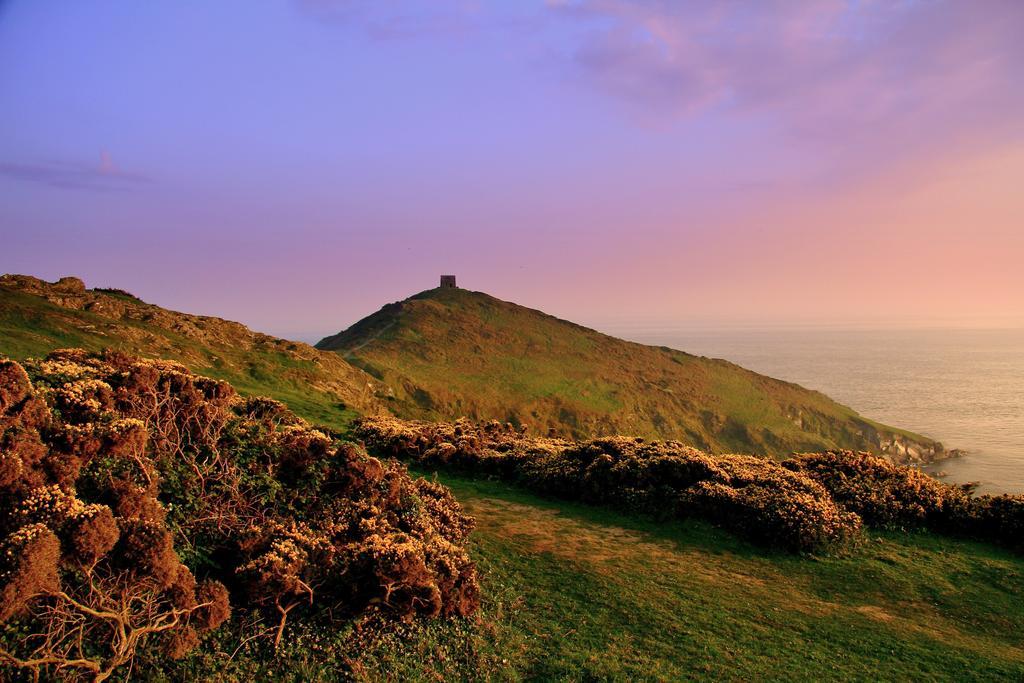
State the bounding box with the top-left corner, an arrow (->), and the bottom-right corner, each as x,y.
54,276 -> 86,293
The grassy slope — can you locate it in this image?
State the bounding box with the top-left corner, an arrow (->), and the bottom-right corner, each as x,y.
375,471 -> 1024,681
175,470 -> 1024,681
0,282 -> 383,431
318,287 -> 942,461
2,278 -> 1016,680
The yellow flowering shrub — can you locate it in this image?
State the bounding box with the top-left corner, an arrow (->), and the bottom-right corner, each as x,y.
785,450 -> 1024,550
0,350 -> 478,680
356,416 -> 859,552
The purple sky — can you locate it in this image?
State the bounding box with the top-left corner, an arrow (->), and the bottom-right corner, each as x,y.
2,1 -> 1023,341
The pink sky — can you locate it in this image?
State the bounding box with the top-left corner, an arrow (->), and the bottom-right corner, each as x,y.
1,1 -> 1022,339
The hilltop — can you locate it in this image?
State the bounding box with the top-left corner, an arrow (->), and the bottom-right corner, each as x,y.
317,286 -> 948,462
0,274 -> 385,429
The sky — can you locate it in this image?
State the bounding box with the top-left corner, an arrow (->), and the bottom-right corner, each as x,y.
1,0 -> 1023,341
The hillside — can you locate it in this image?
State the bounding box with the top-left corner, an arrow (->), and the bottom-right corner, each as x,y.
2,350 -> 1020,681
0,274 -> 385,429
1,276 -> 950,464
1,284 -> 1020,680
317,287 -> 949,463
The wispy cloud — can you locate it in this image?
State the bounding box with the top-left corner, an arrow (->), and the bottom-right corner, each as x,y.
546,1 -> 1024,146
0,152 -> 151,191
292,0 -> 1024,169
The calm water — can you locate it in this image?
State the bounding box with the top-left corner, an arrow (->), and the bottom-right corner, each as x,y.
617,326 -> 1024,495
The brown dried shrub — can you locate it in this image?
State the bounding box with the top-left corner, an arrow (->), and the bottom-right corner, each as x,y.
0,351 -> 479,680
65,505 -> 120,564
233,442 -> 479,645
193,580 -> 231,630
0,524 -> 60,622
0,453 -> 21,490
965,495 -> 1024,550
164,564 -> 199,611
362,533 -> 444,616
356,416 -> 860,552
333,443 -> 386,491
0,354 -> 245,677
238,396 -> 298,427
783,451 -> 964,527
103,478 -> 166,523
0,362 -> 51,495
274,424 -> 332,479
163,625 -> 201,660
0,360 -> 32,414
117,519 -> 181,587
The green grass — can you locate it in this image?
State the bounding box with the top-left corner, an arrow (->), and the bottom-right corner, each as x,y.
373,470 -> 1024,681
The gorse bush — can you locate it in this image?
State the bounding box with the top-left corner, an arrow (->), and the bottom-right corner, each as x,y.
0,350 -> 478,681
356,417 -> 1023,555
785,450 -> 1024,550
355,417 -> 861,552
783,450 -> 965,528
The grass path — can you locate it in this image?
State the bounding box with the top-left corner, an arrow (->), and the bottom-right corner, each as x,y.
404,471 -> 1024,682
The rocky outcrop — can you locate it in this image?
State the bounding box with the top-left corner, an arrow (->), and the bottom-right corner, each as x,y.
877,432 -> 956,465
853,419 -> 961,466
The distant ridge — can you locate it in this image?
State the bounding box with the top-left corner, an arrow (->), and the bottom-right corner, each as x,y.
318,286 -> 950,463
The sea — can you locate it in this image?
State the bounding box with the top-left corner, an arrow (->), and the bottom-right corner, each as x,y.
615,326 -> 1024,496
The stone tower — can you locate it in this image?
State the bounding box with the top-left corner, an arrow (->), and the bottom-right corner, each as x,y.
440,275 -> 457,289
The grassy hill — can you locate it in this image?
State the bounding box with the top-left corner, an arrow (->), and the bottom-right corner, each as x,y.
317,287 -> 948,462
2,277 -> 1019,680
0,274 -> 385,429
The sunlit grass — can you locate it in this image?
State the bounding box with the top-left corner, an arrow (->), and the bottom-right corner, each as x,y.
318,286 -> 938,457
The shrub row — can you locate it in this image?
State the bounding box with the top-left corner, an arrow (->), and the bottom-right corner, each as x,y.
0,350 -> 478,681
354,417 -> 861,553
355,416 -> 1023,555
